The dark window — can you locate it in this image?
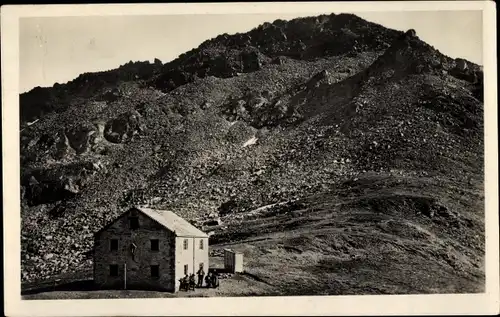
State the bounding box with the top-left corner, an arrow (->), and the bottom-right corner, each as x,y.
109,264 -> 118,277
129,217 -> 139,229
184,264 -> 188,275
110,239 -> 118,251
183,239 -> 188,250
199,239 -> 204,250
151,265 -> 159,278
151,239 -> 159,251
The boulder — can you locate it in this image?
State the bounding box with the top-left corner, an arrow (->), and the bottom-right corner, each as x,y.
454,58 -> 468,72
63,177 -> 80,194
43,253 -> 55,261
240,49 -> 266,72
247,95 -> 268,112
65,123 -> 98,154
449,58 -> 480,83
218,199 -> 238,215
405,29 -> 417,37
54,129 -> 71,159
153,58 -> 162,66
307,70 -> 331,89
209,55 -> 239,78
23,162 -> 98,206
104,110 -> 143,143
271,56 -> 286,65
203,217 -> 222,226
99,87 -> 121,102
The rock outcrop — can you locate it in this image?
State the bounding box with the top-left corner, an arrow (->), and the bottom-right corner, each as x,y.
103,110 -> 144,143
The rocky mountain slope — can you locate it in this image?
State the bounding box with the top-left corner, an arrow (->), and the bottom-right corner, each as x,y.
20,13 -> 484,294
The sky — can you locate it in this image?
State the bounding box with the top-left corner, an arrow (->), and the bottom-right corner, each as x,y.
19,10 -> 483,93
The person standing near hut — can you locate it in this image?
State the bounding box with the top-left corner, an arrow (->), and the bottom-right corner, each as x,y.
205,271 -> 212,288
189,273 -> 196,290
211,272 -> 219,289
180,274 -> 188,291
197,266 -> 205,288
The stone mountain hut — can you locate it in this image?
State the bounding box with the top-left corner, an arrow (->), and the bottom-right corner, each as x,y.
93,207 -> 209,292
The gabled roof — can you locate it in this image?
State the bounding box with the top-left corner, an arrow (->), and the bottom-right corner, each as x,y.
94,207 -> 208,238
137,207 -> 208,238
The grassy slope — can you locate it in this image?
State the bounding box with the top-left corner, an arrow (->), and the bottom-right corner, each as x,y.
213,173 -> 484,295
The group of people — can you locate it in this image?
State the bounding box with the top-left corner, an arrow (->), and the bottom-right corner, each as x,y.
179,274 -> 196,291
178,268 -> 219,291
203,271 -> 220,289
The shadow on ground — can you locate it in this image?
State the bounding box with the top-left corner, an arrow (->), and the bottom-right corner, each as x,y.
22,267 -> 234,297
22,280 -> 96,295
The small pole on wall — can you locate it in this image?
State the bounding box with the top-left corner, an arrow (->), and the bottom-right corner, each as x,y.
124,263 -> 127,290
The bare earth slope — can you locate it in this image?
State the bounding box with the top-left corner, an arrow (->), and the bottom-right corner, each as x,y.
20,13 -> 484,295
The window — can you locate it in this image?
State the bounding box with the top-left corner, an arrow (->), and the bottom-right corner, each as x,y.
129,217 -> 139,229
199,239 -> 204,250
183,239 -> 188,250
151,239 -> 159,251
109,264 -> 118,277
184,264 -> 188,275
110,239 -> 118,251
151,265 -> 159,278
